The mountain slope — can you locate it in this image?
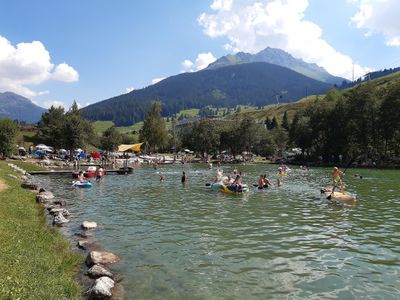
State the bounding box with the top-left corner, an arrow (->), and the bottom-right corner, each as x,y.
82,62 -> 332,126
0,92 -> 46,123
207,47 -> 346,85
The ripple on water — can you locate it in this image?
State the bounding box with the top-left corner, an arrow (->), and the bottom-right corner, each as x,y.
36,164 -> 400,299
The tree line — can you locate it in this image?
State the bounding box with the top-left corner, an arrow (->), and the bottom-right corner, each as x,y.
289,81 -> 400,165
139,102 -> 289,157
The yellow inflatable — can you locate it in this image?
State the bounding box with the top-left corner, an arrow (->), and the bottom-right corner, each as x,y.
219,184 -> 249,195
325,192 -> 356,201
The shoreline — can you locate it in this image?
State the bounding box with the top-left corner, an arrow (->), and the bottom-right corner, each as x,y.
0,161 -> 82,298
0,160 -> 124,299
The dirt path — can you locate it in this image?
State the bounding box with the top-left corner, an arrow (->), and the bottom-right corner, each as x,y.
0,179 -> 8,192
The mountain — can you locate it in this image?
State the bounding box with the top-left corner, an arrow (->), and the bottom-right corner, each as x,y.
207,47 -> 346,85
82,62 -> 333,126
0,92 -> 47,123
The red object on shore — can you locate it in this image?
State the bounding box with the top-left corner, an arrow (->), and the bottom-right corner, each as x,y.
91,152 -> 101,159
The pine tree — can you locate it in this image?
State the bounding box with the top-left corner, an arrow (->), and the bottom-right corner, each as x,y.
281,111 -> 290,130
140,102 -> 167,152
0,118 -> 19,158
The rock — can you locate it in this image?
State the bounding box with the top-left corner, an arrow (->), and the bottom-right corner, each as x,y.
82,221 -> 97,230
40,191 -> 54,198
21,175 -> 29,181
39,187 -> 46,193
49,208 -> 70,216
36,191 -> 55,203
17,169 -> 26,175
21,182 -> 39,190
8,174 -> 19,180
86,251 -> 120,266
46,204 -> 60,211
86,264 -> 114,279
74,232 -> 91,239
86,276 -> 115,299
53,212 -> 69,226
77,240 -> 90,249
53,199 -> 67,206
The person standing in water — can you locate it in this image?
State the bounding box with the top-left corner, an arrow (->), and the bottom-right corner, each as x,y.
96,166 -> 104,181
181,171 -> 187,183
331,167 -> 344,193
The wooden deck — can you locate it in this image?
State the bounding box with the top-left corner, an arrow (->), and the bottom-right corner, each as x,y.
29,169 -> 122,175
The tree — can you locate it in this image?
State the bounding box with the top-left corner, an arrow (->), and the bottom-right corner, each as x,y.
37,106 -> 66,149
281,111 -> 290,130
140,102 -> 167,152
270,116 -> 279,129
0,118 -> 19,158
100,127 -> 122,152
63,101 -> 95,152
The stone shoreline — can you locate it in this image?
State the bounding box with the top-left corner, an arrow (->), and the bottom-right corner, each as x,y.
8,163 -> 124,299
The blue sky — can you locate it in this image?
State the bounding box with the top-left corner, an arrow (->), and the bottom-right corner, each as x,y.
0,0 -> 399,109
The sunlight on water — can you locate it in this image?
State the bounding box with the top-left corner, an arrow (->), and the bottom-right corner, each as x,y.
37,164 -> 400,299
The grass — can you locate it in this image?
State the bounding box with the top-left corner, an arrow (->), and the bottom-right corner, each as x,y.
116,121 -> 143,134
176,108 -> 200,118
93,120 -> 115,133
8,160 -> 46,172
0,161 -> 83,299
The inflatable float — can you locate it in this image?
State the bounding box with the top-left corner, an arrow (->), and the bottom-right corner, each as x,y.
277,173 -> 288,177
210,182 -> 224,191
72,181 -> 93,188
321,190 -> 356,202
219,184 -> 249,195
327,192 -> 356,201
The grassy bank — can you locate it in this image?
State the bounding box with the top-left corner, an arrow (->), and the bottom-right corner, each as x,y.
0,161 -> 83,299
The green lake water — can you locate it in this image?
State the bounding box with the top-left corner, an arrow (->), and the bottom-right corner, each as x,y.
38,164 -> 400,299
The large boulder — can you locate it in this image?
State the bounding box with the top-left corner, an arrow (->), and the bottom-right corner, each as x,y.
86,276 -> 115,299
86,251 -> 120,267
86,264 -> 114,279
53,212 -> 69,226
36,191 -> 55,203
82,221 -> 97,230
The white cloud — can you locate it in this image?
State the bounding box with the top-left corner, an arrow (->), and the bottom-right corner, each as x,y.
42,100 -> 66,109
37,90 -> 50,96
181,52 -> 217,72
211,0 -> 233,11
198,0 -> 370,79
126,87 -> 135,93
152,77 -> 166,84
0,35 -> 79,98
52,63 -> 79,82
351,0 -> 400,46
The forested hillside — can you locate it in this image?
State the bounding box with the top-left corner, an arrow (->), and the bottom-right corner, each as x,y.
82,62 -> 332,126
0,92 -> 46,123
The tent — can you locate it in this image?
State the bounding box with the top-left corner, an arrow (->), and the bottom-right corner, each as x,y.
118,143 -> 143,152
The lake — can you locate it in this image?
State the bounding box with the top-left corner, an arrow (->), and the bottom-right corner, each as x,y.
37,164 -> 400,299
